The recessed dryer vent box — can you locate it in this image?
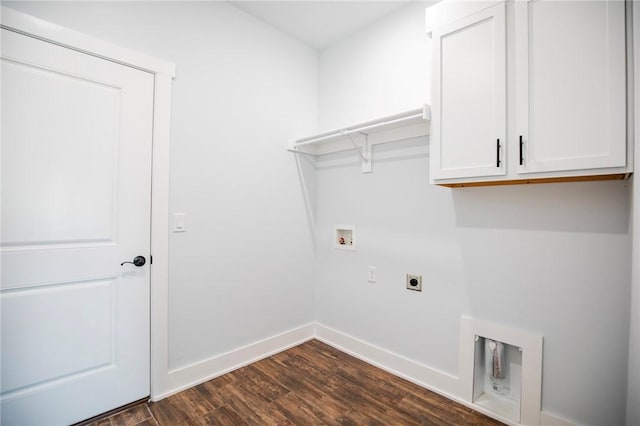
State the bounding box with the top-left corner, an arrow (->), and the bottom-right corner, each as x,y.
473,336 -> 522,423
334,225 -> 355,251
460,317 -> 543,426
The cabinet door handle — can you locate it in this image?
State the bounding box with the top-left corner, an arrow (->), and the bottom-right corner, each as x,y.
519,135 -> 524,166
496,139 -> 501,168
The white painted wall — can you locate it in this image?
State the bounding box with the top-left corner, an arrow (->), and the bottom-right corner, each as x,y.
3,0 -> 318,372
319,2 -> 432,129
626,4 -> 640,426
316,2 -> 632,425
4,1 -> 637,424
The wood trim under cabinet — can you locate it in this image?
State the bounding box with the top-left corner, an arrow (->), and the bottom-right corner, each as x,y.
439,173 -> 630,188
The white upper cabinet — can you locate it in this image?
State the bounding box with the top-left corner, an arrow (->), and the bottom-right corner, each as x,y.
427,0 -> 631,186
516,0 -> 626,174
430,2 -> 506,180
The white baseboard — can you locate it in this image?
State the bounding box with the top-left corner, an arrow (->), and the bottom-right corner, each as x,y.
539,412 -> 576,426
151,321 -> 574,426
313,323 -> 459,396
152,323 -> 314,401
313,323 -> 515,425
313,323 -> 574,426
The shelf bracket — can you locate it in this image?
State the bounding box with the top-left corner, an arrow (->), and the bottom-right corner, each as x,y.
345,131 -> 372,174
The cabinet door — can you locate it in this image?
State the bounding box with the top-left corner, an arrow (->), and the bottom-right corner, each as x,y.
516,0 -> 626,174
430,3 -> 506,181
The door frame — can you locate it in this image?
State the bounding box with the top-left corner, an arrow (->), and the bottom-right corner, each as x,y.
1,6 -> 175,402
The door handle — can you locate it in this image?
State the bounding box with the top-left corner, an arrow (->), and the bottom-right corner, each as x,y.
121,256 -> 146,267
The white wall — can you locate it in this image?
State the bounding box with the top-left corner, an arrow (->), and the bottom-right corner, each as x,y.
3,0 -> 318,373
316,2 -> 632,425
319,2 -> 432,129
626,4 -> 640,426
4,1 -> 636,424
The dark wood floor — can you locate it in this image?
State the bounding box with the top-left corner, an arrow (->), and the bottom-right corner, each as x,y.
89,339 -> 503,426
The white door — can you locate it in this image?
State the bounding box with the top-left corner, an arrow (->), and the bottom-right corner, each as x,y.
1,28 -> 154,426
430,2 -> 507,181
515,0 -> 626,174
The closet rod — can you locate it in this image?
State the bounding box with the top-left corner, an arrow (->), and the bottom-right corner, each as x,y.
294,109 -> 426,147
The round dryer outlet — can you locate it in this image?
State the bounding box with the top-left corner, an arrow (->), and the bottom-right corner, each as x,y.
406,274 -> 422,292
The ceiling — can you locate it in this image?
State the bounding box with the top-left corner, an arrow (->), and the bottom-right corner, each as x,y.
229,1 -> 414,50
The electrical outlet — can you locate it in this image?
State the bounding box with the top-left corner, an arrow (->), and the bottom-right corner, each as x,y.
406,274 -> 422,291
368,266 -> 376,283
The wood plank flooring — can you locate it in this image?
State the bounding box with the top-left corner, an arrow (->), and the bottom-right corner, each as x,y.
89,340 -> 503,426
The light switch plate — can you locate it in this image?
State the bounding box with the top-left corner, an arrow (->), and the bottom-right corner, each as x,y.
173,212 -> 186,233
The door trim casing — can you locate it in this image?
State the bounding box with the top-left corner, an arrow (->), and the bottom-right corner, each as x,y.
1,6 -> 175,401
